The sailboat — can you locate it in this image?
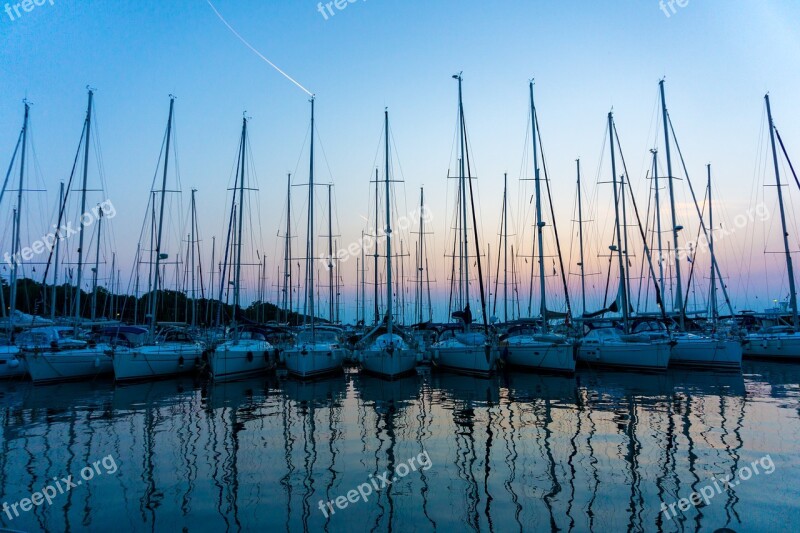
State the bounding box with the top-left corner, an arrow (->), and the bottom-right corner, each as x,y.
646,80 -> 742,370
283,97 -> 345,378
358,109 -> 419,379
743,94 -> 800,360
19,90 -> 119,383
430,73 -> 500,376
502,81 -> 576,374
113,97 -> 204,381
577,110 -> 671,371
0,101 -> 30,379
208,115 -> 274,380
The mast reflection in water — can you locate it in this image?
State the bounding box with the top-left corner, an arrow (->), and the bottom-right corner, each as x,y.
1,361 -> 798,531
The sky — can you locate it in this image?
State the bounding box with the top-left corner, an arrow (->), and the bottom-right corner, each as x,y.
2,0 -> 800,324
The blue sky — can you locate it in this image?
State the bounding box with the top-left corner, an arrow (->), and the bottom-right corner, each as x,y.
2,0 -> 800,322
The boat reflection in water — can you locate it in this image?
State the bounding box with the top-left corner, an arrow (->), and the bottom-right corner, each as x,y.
0,363 -> 797,531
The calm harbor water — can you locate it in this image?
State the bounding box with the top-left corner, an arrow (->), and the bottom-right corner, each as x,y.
1,361 -> 798,532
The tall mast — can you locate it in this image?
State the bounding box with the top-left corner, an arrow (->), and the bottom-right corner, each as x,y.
609,111 -> 629,331
659,80 -> 685,329
75,90 -> 94,323
149,96 -> 174,335
651,149 -> 666,301
110,252 -> 116,320
384,109 -> 393,334
418,187 -> 425,323
189,189 -> 197,327
90,205 -> 103,321
373,167 -> 379,324
530,80 -> 547,331
576,159 -> 586,316
51,181 -> 64,320
765,93 -> 799,330
284,173 -> 292,322
355,257 -> 359,324
707,164 -> 717,323
620,171 -> 632,312
190,188 -> 197,328
455,73 -> 470,309
208,236 -> 215,326
9,101 -> 29,329
110,252 -> 117,320
134,244 -> 140,324
361,230 -> 365,323
146,191 -> 155,324
327,184 -> 334,322
503,172 -> 509,323
233,115 -> 247,335
335,240 -> 340,323
308,97 -> 316,334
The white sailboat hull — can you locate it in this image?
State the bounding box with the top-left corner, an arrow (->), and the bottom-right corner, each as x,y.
0,346 -> 26,379
670,337 -> 742,370
113,343 -> 204,381
361,348 -> 418,378
578,341 -> 671,371
23,347 -> 114,383
504,336 -> 576,374
431,335 -> 499,376
744,332 -> 800,360
284,345 -> 345,379
209,339 -> 274,380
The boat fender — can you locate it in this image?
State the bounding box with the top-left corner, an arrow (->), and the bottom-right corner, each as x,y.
247,351 -> 254,362
178,356 -> 185,368
94,357 -> 100,368
8,358 -> 19,368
